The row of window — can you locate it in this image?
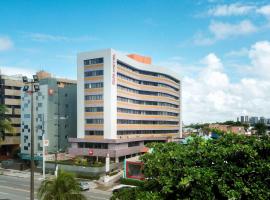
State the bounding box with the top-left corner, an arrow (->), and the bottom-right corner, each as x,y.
85,119 -> 103,124
84,70 -> 103,77
118,84 -> 179,100
4,95 -> 20,99
85,82 -> 103,89
117,119 -> 179,125
85,130 -> 103,135
85,94 -> 103,100
117,96 -> 179,108
117,107 -> 178,116
5,85 -> 21,90
6,105 -> 21,109
128,141 -> 140,147
118,72 -> 179,91
85,107 -> 103,112
78,142 -> 108,149
118,61 -> 180,84
84,57 -> 104,66
85,118 -> 178,125
117,130 -> 179,135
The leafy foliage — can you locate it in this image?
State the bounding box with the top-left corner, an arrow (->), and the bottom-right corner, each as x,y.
38,170 -> 86,200
254,123 -> 267,136
112,134 -> 270,199
120,178 -> 144,187
0,104 -> 14,141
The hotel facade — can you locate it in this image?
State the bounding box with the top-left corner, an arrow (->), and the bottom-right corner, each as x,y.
69,49 -> 181,162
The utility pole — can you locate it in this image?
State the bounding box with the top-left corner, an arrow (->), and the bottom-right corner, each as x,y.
30,83 -> 34,200
22,75 -> 40,200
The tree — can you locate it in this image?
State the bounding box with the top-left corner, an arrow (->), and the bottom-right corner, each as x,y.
0,104 -> 14,142
112,133 -> 270,199
38,170 -> 86,200
254,123 -> 267,136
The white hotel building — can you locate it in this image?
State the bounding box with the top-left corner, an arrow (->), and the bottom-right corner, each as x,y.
69,49 -> 182,162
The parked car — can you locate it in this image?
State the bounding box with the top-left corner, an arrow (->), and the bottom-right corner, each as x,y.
112,185 -> 136,194
79,182 -> 90,191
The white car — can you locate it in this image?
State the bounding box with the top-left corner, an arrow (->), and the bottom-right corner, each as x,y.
79,182 -> 90,191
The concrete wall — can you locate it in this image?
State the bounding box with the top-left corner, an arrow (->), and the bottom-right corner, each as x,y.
45,162 -> 120,176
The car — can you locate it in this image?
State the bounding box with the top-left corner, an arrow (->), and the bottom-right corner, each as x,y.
79,181 -> 90,191
112,185 -> 136,194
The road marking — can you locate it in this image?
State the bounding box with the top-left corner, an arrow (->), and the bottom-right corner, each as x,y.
0,191 -> 9,195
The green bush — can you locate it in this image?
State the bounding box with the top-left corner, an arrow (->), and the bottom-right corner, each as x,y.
120,178 -> 144,187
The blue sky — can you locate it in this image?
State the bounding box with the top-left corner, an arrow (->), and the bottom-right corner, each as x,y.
1,0 -> 270,123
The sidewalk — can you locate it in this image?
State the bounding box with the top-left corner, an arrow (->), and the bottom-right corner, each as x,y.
0,168 -> 44,178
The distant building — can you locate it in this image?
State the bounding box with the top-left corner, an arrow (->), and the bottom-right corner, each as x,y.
240,116 -> 245,123
0,73 -> 23,158
20,71 -> 77,160
249,117 -> 259,125
209,124 -> 246,135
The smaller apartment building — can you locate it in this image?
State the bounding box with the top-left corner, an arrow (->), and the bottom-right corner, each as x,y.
69,49 -> 182,162
20,71 -> 77,160
0,73 -> 23,158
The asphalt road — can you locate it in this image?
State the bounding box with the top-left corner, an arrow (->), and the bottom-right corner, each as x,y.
0,175 -> 111,200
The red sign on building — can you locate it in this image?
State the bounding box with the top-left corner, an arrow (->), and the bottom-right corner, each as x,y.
88,149 -> 94,156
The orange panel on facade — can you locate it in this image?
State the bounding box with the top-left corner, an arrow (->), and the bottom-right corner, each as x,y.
127,54 -> 152,65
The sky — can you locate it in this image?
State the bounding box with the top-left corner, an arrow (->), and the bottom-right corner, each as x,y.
0,0 -> 270,124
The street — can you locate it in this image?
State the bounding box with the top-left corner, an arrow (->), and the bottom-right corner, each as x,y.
0,175 -> 111,200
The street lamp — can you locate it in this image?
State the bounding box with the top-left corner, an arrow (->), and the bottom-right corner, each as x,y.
22,75 -> 39,200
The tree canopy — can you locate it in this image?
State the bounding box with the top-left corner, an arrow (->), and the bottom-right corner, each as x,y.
112,133 -> 270,199
254,123 -> 268,136
0,104 -> 13,141
38,170 -> 86,200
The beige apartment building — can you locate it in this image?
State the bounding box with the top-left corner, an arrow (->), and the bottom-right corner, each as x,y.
0,73 -> 23,158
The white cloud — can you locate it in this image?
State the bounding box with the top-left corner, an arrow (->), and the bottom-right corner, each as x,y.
24,32 -> 97,42
249,41 -> 270,78
256,5 -> 270,17
210,20 -> 257,39
194,20 -> 257,45
0,37 -> 13,51
208,3 -> 255,16
0,66 -> 37,78
165,41 -> 270,124
225,48 -> 249,57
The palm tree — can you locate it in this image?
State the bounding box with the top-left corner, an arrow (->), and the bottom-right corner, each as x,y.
38,170 -> 87,200
0,104 -> 14,142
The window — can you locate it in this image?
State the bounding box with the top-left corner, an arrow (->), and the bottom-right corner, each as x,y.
118,61 -> 180,84
85,107 -> 103,112
117,107 -> 178,116
85,130 -> 103,135
24,114 -> 31,118
85,82 -> 103,89
85,119 -> 103,124
117,130 -> 179,135
78,142 -> 108,149
85,94 -> 103,100
128,141 -> 140,147
117,96 -> 179,108
84,57 -> 104,65
84,70 -> 103,77
117,85 -> 179,100
117,119 -> 178,125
